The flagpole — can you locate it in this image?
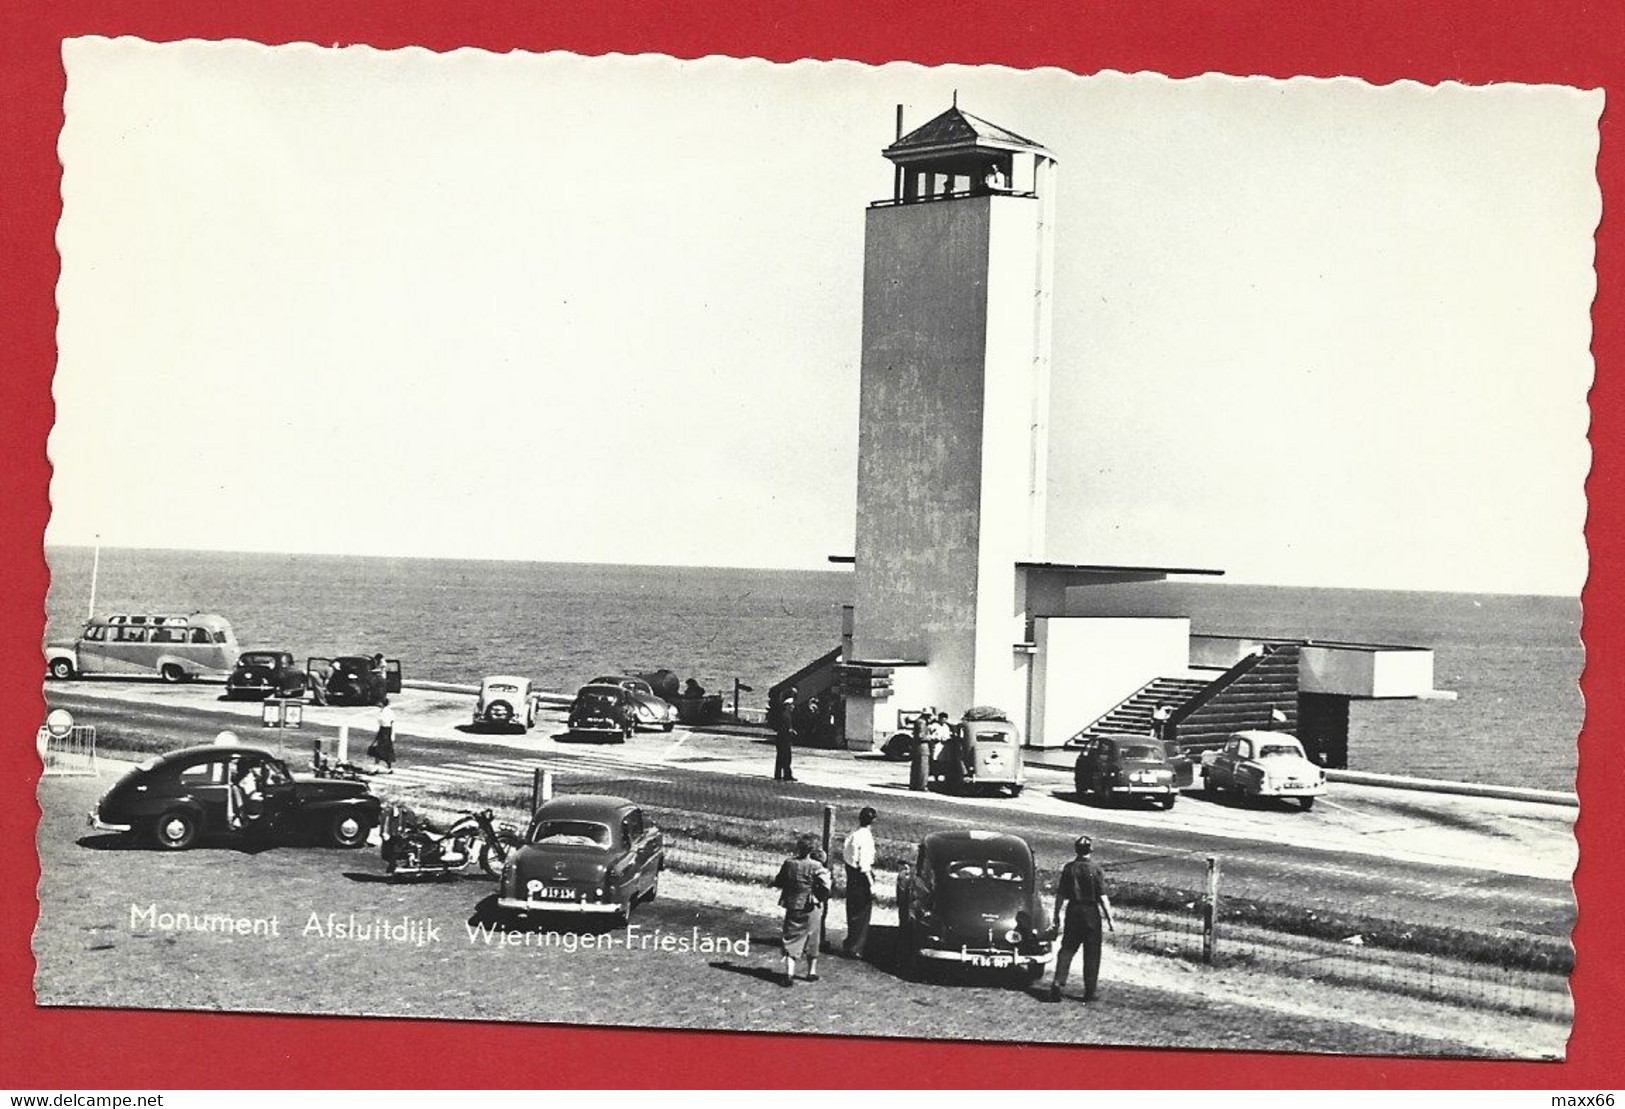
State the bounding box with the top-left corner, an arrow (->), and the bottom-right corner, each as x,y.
86,540 -> 101,622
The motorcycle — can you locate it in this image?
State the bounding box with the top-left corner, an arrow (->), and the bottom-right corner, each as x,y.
310,746 -> 367,782
380,804 -> 523,880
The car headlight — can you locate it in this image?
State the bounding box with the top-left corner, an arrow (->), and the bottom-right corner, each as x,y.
1004,928 -> 1023,944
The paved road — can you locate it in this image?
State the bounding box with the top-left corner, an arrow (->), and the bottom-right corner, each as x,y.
48,685 -> 1575,941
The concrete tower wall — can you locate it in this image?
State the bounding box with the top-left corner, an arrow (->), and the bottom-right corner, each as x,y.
853,198 -> 990,713
851,194 -> 1047,727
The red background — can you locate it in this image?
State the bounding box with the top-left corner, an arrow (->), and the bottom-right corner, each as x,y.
1,0 -> 1620,1089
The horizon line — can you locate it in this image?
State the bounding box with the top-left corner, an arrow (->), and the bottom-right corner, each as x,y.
38,542 -> 1584,600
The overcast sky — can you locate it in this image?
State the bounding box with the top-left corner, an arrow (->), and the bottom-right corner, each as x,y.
50,40 -> 1600,594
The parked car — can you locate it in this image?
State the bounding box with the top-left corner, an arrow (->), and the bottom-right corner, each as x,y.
935,709 -> 1025,797
1200,730 -> 1326,811
567,683 -> 638,742
87,744 -> 382,851
225,650 -> 308,700
895,829 -> 1053,983
474,675 -> 535,731
589,675 -> 678,732
1074,734 -> 1179,809
495,794 -> 664,922
308,655 -> 402,706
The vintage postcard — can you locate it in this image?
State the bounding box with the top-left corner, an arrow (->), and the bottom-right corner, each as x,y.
36,38 -> 1597,1059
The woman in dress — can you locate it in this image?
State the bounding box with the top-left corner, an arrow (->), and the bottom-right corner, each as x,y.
772,833 -> 830,987
367,697 -> 396,773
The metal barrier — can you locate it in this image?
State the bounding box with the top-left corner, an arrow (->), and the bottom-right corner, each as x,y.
38,724 -> 99,777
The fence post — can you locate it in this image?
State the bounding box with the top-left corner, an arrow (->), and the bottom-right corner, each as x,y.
820,804 -> 835,953
337,724 -> 349,765
531,767 -> 554,813
1202,855 -> 1221,964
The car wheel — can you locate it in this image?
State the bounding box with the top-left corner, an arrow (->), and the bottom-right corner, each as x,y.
1159,794 -> 1177,810
643,871 -> 660,904
524,707 -> 535,729
151,810 -> 198,851
662,720 -> 675,732
1201,771 -> 1216,794
48,658 -> 74,680
1298,796 -> 1316,812
159,663 -> 186,684
1007,784 -> 1023,798
326,812 -> 369,849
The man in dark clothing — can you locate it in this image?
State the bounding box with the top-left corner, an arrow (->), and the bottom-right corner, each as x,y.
840,806 -> 877,959
1048,835 -> 1114,1002
773,687 -> 798,782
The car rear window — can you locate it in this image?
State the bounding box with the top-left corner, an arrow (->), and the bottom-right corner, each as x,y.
488,683 -> 519,693
1116,745 -> 1160,760
945,860 -> 1023,882
530,820 -> 612,847
974,730 -> 1010,743
1259,744 -> 1302,758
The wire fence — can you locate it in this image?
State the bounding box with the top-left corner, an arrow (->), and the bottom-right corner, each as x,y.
79,728 -> 1572,1024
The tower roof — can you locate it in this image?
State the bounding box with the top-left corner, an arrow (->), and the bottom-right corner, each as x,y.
883,106 -> 1050,165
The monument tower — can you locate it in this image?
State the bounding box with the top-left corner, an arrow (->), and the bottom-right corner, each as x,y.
842,105 -> 1058,746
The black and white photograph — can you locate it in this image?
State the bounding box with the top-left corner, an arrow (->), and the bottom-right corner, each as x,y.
35,39 -> 1596,1059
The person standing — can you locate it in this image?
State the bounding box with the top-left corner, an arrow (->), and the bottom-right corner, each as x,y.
371,653 -> 390,705
772,687 -> 798,782
367,697 -> 397,774
841,806 -> 878,959
1150,703 -> 1173,742
1048,835 -> 1114,1002
771,833 -> 830,986
925,712 -> 952,779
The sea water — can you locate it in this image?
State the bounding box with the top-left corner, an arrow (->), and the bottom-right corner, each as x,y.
40,547 -> 1582,790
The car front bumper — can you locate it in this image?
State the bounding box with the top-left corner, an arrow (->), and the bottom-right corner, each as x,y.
87,810 -> 131,833
1109,783 -> 1176,795
917,944 -> 1052,969
496,897 -> 620,914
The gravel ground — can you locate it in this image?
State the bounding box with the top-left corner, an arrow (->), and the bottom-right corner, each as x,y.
33,776 -> 1564,1058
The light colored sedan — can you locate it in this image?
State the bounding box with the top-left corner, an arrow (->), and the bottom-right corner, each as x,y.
1200,731 -> 1326,811
474,675 -> 536,731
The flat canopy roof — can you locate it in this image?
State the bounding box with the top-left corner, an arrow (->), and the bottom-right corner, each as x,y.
1017,560 -> 1225,577
830,556 -> 1224,577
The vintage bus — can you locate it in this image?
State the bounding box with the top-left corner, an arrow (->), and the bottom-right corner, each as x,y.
45,613 -> 241,683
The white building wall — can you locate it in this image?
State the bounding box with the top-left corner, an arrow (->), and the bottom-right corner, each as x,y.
1030,617 -> 1191,747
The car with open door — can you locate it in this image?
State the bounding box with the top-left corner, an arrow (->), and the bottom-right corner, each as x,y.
307,655 -> 402,706
87,744 -> 381,850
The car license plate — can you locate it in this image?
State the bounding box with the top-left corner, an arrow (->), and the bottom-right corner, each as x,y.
540,887 -> 582,901
966,953 -> 1014,968
1281,782 -> 1304,789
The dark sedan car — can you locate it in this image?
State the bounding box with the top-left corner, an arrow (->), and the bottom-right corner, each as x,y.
567,683 -> 638,742
308,655 -> 402,706
896,830 -> 1053,982
495,794 -> 664,922
225,650 -> 308,700
589,675 -> 678,732
1074,734 -> 1180,809
88,744 -> 381,851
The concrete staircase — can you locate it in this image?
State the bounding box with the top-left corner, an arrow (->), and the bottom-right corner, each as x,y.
1064,676 -> 1212,746
1168,643 -> 1302,752
1062,643 -> 1304,753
